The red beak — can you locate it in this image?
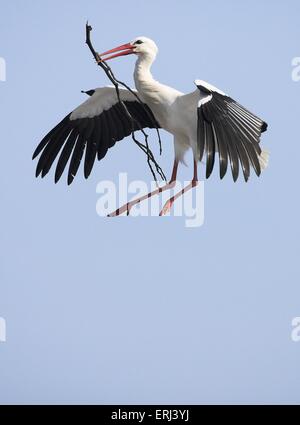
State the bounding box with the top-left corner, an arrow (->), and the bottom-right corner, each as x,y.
99,43 -> 135,62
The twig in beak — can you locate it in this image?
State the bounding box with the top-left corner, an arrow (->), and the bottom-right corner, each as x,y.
85,22 -> 165,182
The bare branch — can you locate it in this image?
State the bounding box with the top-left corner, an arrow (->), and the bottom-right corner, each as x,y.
85,23 -> 166,181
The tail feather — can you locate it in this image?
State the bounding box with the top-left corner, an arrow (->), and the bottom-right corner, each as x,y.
259,148 -> 270,171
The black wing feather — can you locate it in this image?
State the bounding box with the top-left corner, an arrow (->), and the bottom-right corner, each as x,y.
204,121 -> 215,179
211,120 -> 228,179
55,131 -> 78,183
68,134 -> 86,185
84,118 -> 101,178
203,98 -> 232,179
97,113 -> 109,161
83,118 -> 96,179
197,108 -> 206,161
197,84 -> 267,181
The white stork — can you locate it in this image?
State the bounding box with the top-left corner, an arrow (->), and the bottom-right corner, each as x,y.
33,37 -> 269,216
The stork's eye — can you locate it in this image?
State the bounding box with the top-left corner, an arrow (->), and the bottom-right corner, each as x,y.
135,40 -> 143,45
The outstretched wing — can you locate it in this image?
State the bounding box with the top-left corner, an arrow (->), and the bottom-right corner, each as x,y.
196,80 -> 268,182
32,87 -> 160,184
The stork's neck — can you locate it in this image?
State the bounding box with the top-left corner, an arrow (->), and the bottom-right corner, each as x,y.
133,54 -> 156,92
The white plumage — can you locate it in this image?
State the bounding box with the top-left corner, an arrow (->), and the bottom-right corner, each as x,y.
70,87 -> 137,120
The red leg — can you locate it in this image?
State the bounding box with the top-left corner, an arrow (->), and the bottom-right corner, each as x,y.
159,160 -> 198,216
108,160 -> 179,217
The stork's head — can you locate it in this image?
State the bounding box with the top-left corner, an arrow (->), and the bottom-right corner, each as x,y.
99,37 -> 158,62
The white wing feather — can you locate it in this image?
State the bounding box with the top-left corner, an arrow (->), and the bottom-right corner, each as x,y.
70,87 -> 137,120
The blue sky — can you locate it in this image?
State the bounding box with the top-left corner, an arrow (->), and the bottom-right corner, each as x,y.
0,0 -> 300,404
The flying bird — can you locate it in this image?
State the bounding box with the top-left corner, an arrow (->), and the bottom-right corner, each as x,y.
33,37 -> 269,216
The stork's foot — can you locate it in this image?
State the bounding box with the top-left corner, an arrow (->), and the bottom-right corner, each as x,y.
159,180 -> 199,216
107,180 -> 176,217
